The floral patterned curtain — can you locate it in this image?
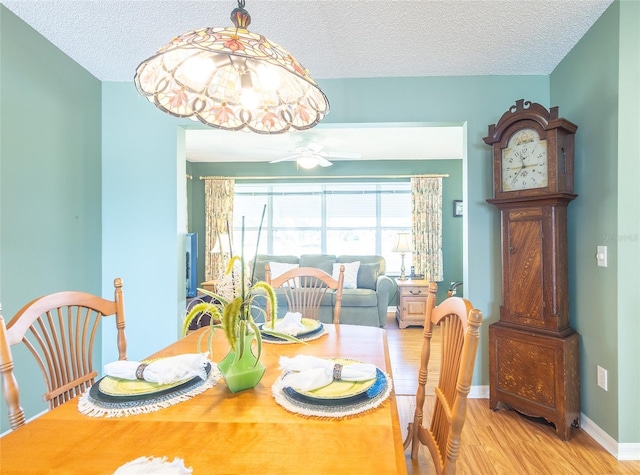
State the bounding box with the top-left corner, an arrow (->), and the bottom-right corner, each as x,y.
204,177 -> 235,281
411,177 -> 443,282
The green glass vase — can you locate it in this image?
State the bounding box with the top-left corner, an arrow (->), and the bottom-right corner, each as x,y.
218,332 -> 265,393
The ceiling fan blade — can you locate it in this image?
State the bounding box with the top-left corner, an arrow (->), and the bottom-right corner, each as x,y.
321,151 -> 362,159
269,154 -> 299,164
316,156 -> 333,167
306,142 -> 325,153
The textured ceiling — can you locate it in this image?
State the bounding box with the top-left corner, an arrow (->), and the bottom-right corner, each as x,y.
2,0 -> 612,163
3,0 -> 612,81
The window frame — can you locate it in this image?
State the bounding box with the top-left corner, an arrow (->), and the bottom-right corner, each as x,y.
232,182 -> 411,273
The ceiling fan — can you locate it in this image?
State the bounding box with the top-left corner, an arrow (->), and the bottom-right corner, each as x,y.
268,142 -> 361,169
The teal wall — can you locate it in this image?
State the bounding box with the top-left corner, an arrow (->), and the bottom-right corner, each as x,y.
0,6 -> 102,431
188,158 -> 463,304
101,82 -> 189,364
1,1 -> 637,449
551,0 -> 640,444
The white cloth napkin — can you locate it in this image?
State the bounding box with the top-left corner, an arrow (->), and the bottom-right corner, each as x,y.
279,355 -> 377,392
269,312 -> 307,335
104,353 -> 209,385
113,456 -> 192,474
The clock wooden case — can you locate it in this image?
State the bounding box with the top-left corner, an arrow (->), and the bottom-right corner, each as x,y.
484,99 -> 580,440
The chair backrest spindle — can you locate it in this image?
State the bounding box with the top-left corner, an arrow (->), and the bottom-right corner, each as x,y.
266,265 -> 345,324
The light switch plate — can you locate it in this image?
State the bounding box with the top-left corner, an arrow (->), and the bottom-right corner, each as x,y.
596,245 -> 607,267
597,365 -> 608,391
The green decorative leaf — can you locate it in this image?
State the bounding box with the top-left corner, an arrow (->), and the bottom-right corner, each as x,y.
259,328 -> 308,345
182,302 -> 222,337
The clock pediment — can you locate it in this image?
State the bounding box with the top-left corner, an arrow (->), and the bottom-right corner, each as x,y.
483,99 -> 553,146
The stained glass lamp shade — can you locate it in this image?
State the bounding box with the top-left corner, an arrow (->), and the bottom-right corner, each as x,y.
134,1 -> 329,134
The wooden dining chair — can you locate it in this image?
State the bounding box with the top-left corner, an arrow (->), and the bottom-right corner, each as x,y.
266,265 -> 345,324
0,278 -> 127,430
403,282 -> 483,474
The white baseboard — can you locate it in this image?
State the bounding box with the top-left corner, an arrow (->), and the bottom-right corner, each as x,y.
469,384 -> 489,399
581,412 -> 640,461
618,443 -> 640,461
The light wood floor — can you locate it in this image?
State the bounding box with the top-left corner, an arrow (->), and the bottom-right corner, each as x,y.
385,314 -> 640,474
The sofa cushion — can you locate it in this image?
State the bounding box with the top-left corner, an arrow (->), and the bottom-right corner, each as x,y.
299,254 -> 336,275
340,288 -> 378,307
334,261 -> 359,289
357,262 -> 380,290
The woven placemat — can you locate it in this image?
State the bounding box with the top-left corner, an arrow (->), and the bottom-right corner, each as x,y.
78,366 -> 221,418
271,369 -> 392,418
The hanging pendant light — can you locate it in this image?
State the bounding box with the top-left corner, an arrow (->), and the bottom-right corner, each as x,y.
134,0 -> 330,134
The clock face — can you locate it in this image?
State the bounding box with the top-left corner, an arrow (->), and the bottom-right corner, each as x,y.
501,128 -> 548,191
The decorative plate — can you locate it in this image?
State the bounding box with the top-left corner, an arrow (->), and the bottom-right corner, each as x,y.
282,368 -> 387,407
289,358 -> 377,400
91,363 -> 212,403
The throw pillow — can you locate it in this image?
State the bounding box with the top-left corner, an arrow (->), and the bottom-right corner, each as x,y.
333,261 -> 360,289
357,262 -> 380,290
268,262 -> 299,280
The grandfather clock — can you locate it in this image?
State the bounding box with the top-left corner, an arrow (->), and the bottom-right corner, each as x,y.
484,99 -> 580,440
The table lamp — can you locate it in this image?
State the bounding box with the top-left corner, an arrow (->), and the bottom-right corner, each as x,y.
392,232 -> 413,280
211,233 -> 231,255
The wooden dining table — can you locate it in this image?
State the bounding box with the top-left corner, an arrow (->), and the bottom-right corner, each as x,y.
0,324 -> 408,474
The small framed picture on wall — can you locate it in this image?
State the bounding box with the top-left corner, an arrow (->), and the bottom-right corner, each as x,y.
454,200 -> 463,217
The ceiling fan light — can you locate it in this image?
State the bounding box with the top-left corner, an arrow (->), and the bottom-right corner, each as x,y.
297,156 -> 318,169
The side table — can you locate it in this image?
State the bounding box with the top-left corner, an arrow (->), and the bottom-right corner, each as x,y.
200,280 -> 217,293
395,279 -> 430,329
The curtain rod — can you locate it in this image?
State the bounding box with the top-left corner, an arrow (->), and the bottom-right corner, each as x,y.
199,174 -> 449,180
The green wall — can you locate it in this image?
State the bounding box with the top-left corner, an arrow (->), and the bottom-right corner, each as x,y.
0,6 -> 102,431
551,0 -> 640,444
188,158 -> 462,304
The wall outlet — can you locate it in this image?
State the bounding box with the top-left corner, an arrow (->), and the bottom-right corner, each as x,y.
597,365 -> 608,391
596,245 -> 608,267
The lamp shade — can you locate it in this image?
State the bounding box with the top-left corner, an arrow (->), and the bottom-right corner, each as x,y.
392,233 -> 413,253
211,233 -> 231,254
134,1 -> 329,134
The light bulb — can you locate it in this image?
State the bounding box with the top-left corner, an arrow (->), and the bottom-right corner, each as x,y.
257,63 -> 281,90
240,88 -> 260,109
176,55 -> 215,91
297,156 -> 318,169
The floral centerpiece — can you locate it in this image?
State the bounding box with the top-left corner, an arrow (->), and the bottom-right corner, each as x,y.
181,214 -> 300,392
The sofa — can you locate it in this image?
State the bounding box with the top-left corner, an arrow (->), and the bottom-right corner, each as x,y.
250,254 -> 393,327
